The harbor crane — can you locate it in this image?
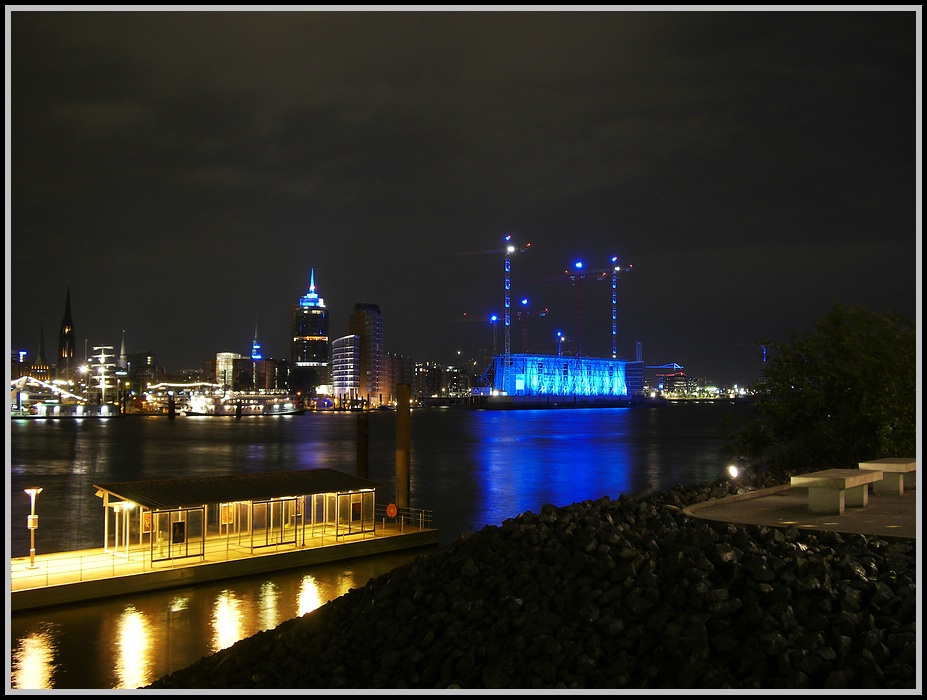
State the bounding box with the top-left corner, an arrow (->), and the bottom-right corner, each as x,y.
537,256 -> 632,358
566,257 -> 632,358
456,236 -> 531,390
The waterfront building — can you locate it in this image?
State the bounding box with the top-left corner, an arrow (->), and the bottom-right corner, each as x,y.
290,269 -> 331,395
348,302 -> 386,407
659,371 -> 698,396
26,325 -> 51,382
331,334 -> 361,408
490,353 -> 645,404
413,361 -> 444,400
215,352 -> 241,389
251,358 -> 288,392
385,352 -> 414,405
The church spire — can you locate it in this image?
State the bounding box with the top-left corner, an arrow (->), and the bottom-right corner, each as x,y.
119,330 -> 128,370
58,286 -> 76,378
37,323 -> 47,365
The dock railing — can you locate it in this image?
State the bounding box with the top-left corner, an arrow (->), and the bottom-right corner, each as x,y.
375,504 -> 433,532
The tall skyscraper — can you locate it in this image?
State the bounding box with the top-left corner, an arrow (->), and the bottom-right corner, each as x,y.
57,286 -> 76,379
290,269 -> 330,394
348,302 -> 385,406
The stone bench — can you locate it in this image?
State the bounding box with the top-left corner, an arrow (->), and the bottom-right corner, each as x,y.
790,468 -> 883,515
859,458 -> 917,496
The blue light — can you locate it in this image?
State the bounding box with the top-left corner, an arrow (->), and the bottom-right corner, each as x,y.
493,354 -> 630,397
574,261 -> 583,270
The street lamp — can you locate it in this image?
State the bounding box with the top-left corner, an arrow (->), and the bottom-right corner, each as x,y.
556,331 -> 564,357
24,487 -> 43,568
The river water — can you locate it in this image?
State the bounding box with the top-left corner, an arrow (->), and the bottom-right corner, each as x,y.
8,402 -> 748,690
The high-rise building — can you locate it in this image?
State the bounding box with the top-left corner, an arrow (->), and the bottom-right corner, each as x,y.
331,334 -> 361,408
215,352 -> 241,388
348,302 -> 385,406
290,269 -> 330,395
57,286 -> 76,379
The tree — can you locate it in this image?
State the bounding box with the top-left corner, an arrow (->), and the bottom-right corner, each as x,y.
724,303 -> 916,475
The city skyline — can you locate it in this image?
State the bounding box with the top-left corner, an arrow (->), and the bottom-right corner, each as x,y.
7,8 -> 919,386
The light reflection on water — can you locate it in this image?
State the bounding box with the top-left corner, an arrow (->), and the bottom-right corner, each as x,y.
115,605 -> 151,690
10,621 -> 59,690
9,551 -> 419,689
9,403 -> 746,689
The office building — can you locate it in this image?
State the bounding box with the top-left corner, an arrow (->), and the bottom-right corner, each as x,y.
331,334 -> 361,408
348,302 -> 385,407
290,269 -> 330,395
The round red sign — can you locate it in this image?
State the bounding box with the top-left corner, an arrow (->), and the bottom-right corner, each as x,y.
386,503 -> 398,518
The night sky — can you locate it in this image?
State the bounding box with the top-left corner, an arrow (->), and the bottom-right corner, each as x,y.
6,8 -> 919,386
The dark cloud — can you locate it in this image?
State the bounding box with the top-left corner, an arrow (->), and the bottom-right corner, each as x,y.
8,8 -> 918,384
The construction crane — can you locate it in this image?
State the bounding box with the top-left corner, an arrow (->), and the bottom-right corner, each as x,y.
537,256 -> 631,358
455,312 -> 500,355
514,299 -> 549,352
566,257 -> 632,358
456,236 -> 531,392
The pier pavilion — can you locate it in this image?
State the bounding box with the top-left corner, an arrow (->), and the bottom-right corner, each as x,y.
92,469 -> 391,564
12,469 -> 437,612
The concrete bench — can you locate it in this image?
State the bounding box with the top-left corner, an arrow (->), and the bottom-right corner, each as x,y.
790,468 -> 883,515
859,458 -> 917,496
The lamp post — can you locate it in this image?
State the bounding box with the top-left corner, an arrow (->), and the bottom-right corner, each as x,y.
24,487 -> 43,569
556,331 -> 564,357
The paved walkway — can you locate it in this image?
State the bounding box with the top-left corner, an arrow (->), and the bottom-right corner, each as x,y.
685,483 -> 918,540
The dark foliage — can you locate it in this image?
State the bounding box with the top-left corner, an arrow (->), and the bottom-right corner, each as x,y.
723,303 -> 915,474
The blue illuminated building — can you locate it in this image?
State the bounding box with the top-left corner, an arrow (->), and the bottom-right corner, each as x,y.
490,353 -> 645,406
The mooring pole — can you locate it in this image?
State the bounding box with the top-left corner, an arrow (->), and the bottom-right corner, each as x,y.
396,384 -> 411,509
357,411 -> 369,479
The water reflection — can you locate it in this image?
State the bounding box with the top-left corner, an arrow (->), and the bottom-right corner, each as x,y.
298,574 -> 324,616
9,405 -> 743,689
10,621 -> 59,689
259,581 -> 280,631
115,605 -> 151,689
212,590 -> 243,653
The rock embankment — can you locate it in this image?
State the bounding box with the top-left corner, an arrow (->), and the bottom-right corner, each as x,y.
145,475 -> 917,690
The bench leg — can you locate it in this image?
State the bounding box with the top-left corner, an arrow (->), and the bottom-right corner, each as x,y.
808,488 -> 844,515
845,484 -> 868,507
872,473 -> 905,496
